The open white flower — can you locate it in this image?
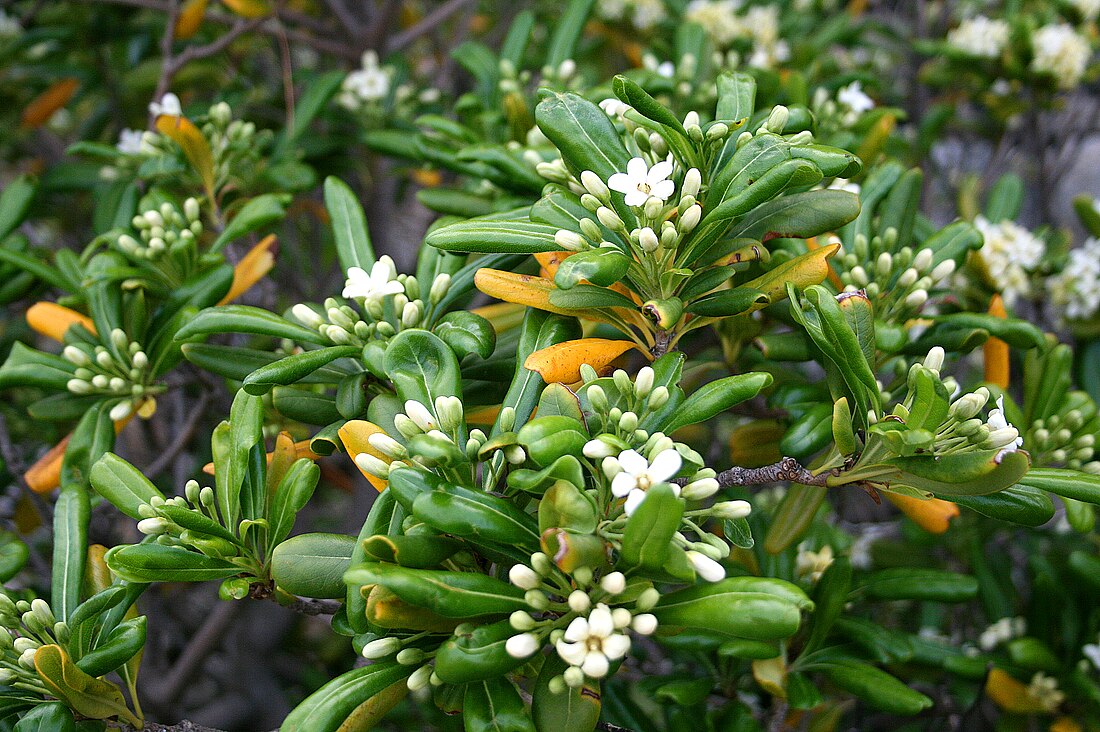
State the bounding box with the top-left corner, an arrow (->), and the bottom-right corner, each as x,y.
974,216 -> 1045,305
148,92 -> 182,119
555,604 -> 631,679
986,395 -> 1024,458
608,157 -> 675,208
116,128 -> 145,155
795,543 -> 834,582
340,50 -> 391,109
837,81 -> 875,115
342,256 -> 404,302
610,448 -> 682,515
1049,237 -> 1100,321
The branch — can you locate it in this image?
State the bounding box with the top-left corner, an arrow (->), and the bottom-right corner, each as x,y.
143,388 -> 211,480
248,581 -> 342,616
384,0 -> 474,53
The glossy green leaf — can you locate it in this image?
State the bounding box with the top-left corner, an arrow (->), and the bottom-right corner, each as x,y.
620,483 -> 683,572
280,662 -> 411,732
664,372 -> 773,433
242,346 -> 360,395
324,176 -> 375,272
272,532 -> 355,599
89,453 -> 167,520
344,563 -> 527,618
464,677 -> 537,732
860,568 -> 979,603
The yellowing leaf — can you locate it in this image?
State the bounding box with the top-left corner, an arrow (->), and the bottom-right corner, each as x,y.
523,338 -> 637,384
220,0 -> 271,17
218,234 -> 277,305
1051,717 -> 1083,732
84,544 -> 113,595
339,679 -> 409,732
26,301 -> 96,342
34,645 -> 142,726
174,0 -> 208,39
21,78 -> 79,129
984,294 -> 1010,389
752,656 -> 787,698
857,113 -> 896,165
535,250 -> 573,279
339,420 -> 391,492
155,114 -> 216,201
474,269 -> 616,325
465,404 -> 501,426
885,492 -> 959,534
410,168 -> 442,188
469,302 -> 527,333
741,243 -> 840,307
985,668 -> 1049,715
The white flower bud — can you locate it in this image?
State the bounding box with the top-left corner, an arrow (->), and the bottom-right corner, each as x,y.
596,206 -> 624,230
67,379 -> 92,395
131,351 -> 149,369
404,400 -> 436,431
429,273 -> 451,305
568,590 -> 591,613
913,248 -> 934,272
563,666 -> 586,687
580,170 -> 611,201
109,401 -> 133,422
632,613 -> 658,635
510,611 -> 537,631
683,168 -> 701,198
509,564 -> 541,590
687,550 -> 726,582
506,632 -> 540,659
634,367 -> 654,398
361,637 -> 401,659
396,647 -> 425,665
555,229 -> 588,252
354,453 -> 390,478
644,196 -> 663,219
905,289 -> 928,309
600,572 -> 626,595
711,500 -> 752,520
766,105 -> 789,132
137,517 -> 169,535
681,478 -> 720,500
583,439 -> 616,459
924,346 -> 945,372
407,665 -> 432,691
367,432 -> 406,458
931,259 -> 956,282
637,226 -> 659,252
292,304 -> 324,329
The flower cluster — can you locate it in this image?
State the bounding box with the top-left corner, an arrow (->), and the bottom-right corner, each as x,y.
830,232 -> 957,319
978,615 -> 1026,651
63,329 -> 159,421
0,594 -> 64,695
1048,236 -> 1100,321
594,0 -> 666,32
135,483 -> 248,565
291,257 -> 450,346
972,216 -> 1045,306
1031,24 -> 1092,89
338,51 -> 392,110
685,1 -> 790,68
946,16 -> 1010,59
1023,407 -> 1099,473
117,198 -> 202,261
938,386 -> 1024,461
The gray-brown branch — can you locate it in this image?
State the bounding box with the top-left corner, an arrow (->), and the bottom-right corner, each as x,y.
677,457 -> 831,488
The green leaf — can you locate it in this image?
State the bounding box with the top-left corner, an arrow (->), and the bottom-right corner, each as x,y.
104,544 -> 242,583
75,616 -> 146,678
554,247 -> 632,290
384,329 -> 463,424
427,218 -> 561,254
715,71 -> 756,124
686,287 -> 769,318
0,529 -> 29,582
268,459 -> 321,548
887,449 -> 1030,496
210,194 -> 288,253
412,483 -> 540,549
272,532 -> 354,599
53,487 -> 90,623
860,568 -> 979,603
176,304 -> 328,344
664,372 -> 773,433
343,563 -> 528,618
947,483 -> 1054,526
531,655 -> 601,732
434,311 -> 496,360
654,582 -> 804,639
324,176 -> 375,273
0,342 -> 76,391
280,662 -> 412,732
464,677 -> 537,732
494,310 -> 582,436
435,620 -> 528,684
545,0 -> 595,67
1016,467 -> 1100,505
731,190 -> 861,241
32,645 -> 141,726
548,283 -> 636,310
212,390 -> 265,530
815,659 -> 932,715
14,702 -> 77,732
242,346 -> 360,395
0,174 -> 37,240
620,483 -> 684,572
89,453 -> 167,520
536,91 -> 632,182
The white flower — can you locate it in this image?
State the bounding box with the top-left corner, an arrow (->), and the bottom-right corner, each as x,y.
148,92 -> 182,119
599,97 -> 629,118
339,50 -> 391,109
342,256 -> 404,302
554,604 -> 631,679
837,81 -> 875,115
947,16 -> 1010,59
979,616 -> 1026,651
1072,0 -> 1100,21
1031,24 -> 1091,89
795,543 -> 834,582
1049,237 -> 1100,320
1027,672 -> 1065,712
687,550 -> 726,582
610,448 -> 682,515
116,128 -> 145,155
655,60 -> 675,78
986,395 -> 1024,458
1083,635 -> 1100,670
973,216 -> 1045,305
608,157 -> 675,208
685,0 -> 746,46
505,632 -> 540,659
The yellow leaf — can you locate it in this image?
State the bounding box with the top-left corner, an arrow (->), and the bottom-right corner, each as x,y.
218,234 -> 277,305
21,78 -> 79,129
523,338 -> 637,384
806,236 -> 845,290
220,0 -> 271,17
984,294 -> 1010,389
34,645 -> 142,726
740,242 -> 840,307
856,113 -> 896,165
884,492 -> 959,534
465,404 -> 501,426
752,657 -> 787,698
985,668 -> 1049,715
203,437 -> 319,475
410,168 -> 442,188
174,0 -> 208,39
474,268 -> 617,325
155,114 -> 216,201
339,420 -> 391,492
339,679 -> 409,732
847,0 -> 868,16
1051,717 -> 1083,732
469,302 -> 527,333
26,301 -> 96,342
535,250 -> 573,279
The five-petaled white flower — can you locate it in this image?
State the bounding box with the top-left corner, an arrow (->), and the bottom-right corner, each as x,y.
608,157 -> 675,208
148,93 -> 182,119
837,81 -> 875,115
116,128 -> 145,155
555,604 -> 631,679
342,255 -> 404,302
610,448 -> 682,515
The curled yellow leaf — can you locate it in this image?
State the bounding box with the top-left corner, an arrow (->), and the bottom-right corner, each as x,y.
175,0 -> 208,39
21,78 -> 79,129
985,668 -> 1049,715
984,294 -> 1010,389
339,420 -> 391,492
885,492 -> 959,534
474,268 -> 618,325
155,114 -> 216,200
534,250 -> 572,279
741,242 -> 841,305
218,234 -> 277,305
26,301 -> 96,342
523,338 -> 637,384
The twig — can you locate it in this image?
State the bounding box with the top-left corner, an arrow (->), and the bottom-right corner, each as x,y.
248,581 -> 342,616
150,601 -> 240,703
384,0 -> 474,53
142,388 -> 211,480
119,721 -> 230,732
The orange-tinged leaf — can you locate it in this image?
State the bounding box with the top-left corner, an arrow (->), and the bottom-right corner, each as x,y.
175,0 -> 208,38
220,0 -> 270,17
1051,717 -> 1083,732
474,268 -> 618,325
84,544 -> 113,595
847,0 -> 868,15
410,168 -> 442,188
741,243 -> 841,306
807,236 -> 845,290
524,338 -> 637,384
984,294 -> 1010,389
535,250 -> 573,279
155,114 -> 216,200
34,645 -> 142,726
339,420 -> 391,492
885,492 -> 959,534
202,438 -> 319,475
26,302 -> 96,342
218,234 -> 277,305
985,668 -> 1049,714
857,113 -> 896,164
21,78 -> 79,129
465,404 -> 501,426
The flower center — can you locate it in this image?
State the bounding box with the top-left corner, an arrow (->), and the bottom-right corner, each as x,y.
637,182 -> 651,194
636,475 -> 652,490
